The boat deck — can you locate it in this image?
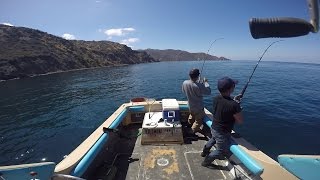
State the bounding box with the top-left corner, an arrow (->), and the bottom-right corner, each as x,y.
86,123 -> 235,180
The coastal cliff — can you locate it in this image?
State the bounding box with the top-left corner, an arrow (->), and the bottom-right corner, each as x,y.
0,25 -> 156,81
141,49 -> 230,61
0,25 -> 230,81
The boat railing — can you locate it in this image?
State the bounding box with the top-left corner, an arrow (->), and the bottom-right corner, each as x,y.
172,103 -> 264,177
58,102 -> 264,179
203,115 -> 264,178
69,105 -> 145,177
0,162 -> 56,180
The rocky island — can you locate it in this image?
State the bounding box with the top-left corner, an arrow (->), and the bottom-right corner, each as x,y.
0,25 -> 229,81
0,25 -> 157,81
141,49 -> 229,61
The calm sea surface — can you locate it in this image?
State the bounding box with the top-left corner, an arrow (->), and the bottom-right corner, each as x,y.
1,60 -> 320,166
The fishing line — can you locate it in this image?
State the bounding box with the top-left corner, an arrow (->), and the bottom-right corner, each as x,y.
239,40 -> 284,99
199,38 -> 224,79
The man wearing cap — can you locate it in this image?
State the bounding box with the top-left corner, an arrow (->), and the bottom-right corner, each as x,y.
201,76 -> 243,167
182,68 -> 211,135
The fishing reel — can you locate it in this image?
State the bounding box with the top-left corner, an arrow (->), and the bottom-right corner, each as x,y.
249,0 -> 319,38
198,77 -> 208,83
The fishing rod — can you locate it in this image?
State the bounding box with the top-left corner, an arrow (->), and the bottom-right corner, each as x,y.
238,40 -> 283,99
199,38 -> 224,79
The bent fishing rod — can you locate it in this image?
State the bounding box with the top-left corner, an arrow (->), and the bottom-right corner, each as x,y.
199,38 -> 224,79
239,40 -> 283,99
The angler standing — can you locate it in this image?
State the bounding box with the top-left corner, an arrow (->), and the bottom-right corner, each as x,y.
182,68 -> 211,136
201,77 -> 243,166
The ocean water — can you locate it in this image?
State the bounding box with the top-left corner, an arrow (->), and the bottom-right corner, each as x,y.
0,60 -> 320,166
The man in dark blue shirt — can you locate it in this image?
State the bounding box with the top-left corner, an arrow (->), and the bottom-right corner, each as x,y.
201,77 -> 243,167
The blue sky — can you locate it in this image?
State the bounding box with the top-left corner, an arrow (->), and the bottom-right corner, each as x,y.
1,0 -> 320,62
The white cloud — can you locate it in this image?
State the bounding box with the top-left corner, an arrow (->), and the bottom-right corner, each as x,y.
62,33 -> 76,40
120,38 -> 139,46
95,0 -> 101,2
123,28 -> 135,31
104,27 -> 135,38
1,22 -> 14,26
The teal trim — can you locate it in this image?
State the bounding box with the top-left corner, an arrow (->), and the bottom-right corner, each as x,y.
128,106 -> 145,113
229,142 -> 264,176
71,133 -> 109,177
203,116 -> 212,127
0,162 -> 55,179
203,117 -> 263,176
71,108 -> 128,177
179,104 -> 189,111
278,155 -> 320,180
110,108 -> 128,128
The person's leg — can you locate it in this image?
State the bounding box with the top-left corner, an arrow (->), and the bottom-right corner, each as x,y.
201,128 -> 216,157
202,129 -> 228,166
188,113 -> 195,126
185,113 -> 196,135
222,133 -> 232,159
191,110 -> 205,133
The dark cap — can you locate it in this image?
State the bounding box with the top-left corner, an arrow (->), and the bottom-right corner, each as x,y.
217,77 -> 238,92
189,68 -> 200,76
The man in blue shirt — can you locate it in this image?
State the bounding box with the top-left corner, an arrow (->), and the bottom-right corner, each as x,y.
201,76 -> 243,167
182,68 -> 211,135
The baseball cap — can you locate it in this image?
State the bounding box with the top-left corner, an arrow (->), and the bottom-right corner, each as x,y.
189,68 -> 200,76
217,77 -> 238,92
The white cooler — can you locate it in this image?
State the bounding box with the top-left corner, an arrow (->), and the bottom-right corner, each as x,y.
141,112 -> 183,145
162,99 -> 180,122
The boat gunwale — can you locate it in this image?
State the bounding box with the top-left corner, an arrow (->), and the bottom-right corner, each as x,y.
53,100 -> 297,179
54,100 -> 175,174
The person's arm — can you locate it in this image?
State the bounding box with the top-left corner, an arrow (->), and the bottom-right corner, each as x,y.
233,102 -> 243,124
233,112 -> 243,124
203,86 -> 211,95
198,82 -> 211,95
182,81 -> 186,94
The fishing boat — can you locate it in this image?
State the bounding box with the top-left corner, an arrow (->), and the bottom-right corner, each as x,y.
1,98 -> 319,180
1,1 -> 320,179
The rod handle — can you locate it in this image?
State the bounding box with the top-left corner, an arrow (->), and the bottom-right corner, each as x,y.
249,17 -> 313,39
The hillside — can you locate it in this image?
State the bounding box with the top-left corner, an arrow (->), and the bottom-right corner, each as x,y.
141,49 -> 230,61
0,25 -> 156,81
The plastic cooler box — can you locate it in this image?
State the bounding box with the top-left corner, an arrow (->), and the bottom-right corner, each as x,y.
162,99 -> 180,122
141,112 -> 183,145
